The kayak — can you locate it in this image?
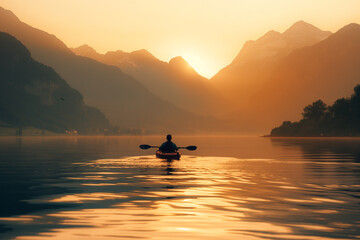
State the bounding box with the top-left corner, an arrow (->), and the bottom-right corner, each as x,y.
156,150 -> 181,160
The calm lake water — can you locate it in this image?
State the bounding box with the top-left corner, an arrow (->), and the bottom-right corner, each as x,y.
0,136 -> 359,240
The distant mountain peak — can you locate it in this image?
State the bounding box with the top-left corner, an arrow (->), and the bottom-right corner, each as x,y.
169,56 -> 198,75
70,44 -> 103,61
262,30 -> 281,38
256,30 -> 281,42
0,7 -> 73,54
169,56 -> 190,67
284,20 -> 325,36
0,6 -> 20,22
232,20 -> 331,65
72,44 -> 98,54
291,20 -> 312,27
130,49 -> 156,60
77,44 -> 95,50
325,23 -> 360,44
337,23 -> 360,34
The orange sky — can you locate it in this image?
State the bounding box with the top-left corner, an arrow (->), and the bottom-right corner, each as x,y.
0,0 -> 359,78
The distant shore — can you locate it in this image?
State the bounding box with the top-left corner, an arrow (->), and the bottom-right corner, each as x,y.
263,135 -> 360,139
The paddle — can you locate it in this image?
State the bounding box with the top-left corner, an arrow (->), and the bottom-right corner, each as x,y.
139,144 -> 158,149
178,146 -> 197,151
139,144 -> 197,151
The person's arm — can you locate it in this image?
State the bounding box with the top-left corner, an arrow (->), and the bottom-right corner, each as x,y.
173,143 -> 178,151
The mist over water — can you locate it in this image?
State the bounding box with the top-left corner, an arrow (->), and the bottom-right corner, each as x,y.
0,136 -> 359,240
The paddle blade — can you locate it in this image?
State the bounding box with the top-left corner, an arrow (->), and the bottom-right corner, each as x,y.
186,145 -> 197,151
139,144 -> 151,150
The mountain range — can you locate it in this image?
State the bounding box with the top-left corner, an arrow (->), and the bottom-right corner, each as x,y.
0,32 -> 110,134
71,45 -> 228,117
249,23 -> 360,128
212,21 -> 332,108
1,5 -> 360,134
0,6 -> 219,133
211,21 -> 360,131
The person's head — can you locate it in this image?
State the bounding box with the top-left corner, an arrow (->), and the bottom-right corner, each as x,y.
166,134 -> 172,141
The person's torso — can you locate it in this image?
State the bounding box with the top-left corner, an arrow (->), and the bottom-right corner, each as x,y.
160,141 -> 177,152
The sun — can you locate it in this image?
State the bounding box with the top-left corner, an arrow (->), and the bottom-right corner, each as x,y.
181,52 -> 215,79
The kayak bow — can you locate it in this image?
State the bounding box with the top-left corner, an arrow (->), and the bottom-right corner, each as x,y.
156,150 -> 181,160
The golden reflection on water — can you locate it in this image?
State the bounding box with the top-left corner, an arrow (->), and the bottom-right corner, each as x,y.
0,154 -> 357,240
48,193 -> 128,203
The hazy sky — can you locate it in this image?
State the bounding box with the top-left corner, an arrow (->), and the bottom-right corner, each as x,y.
0,0 -> 359,78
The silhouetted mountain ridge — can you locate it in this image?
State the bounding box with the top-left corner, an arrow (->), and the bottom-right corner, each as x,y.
70,44 -> 100,60
211,21 -> 332,112
0,32 -> 110,133
130,49 -> 157,60
229,20 -> 332,66
249,23 -> 360,130
283,20 -> 327,36
72,45 -> 229,117
0,7 -> 71,55
0,7 -> 218,133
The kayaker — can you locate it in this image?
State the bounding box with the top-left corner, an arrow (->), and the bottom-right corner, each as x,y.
159,134 -> 178,153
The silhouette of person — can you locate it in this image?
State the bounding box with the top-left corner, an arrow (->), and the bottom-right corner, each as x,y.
159,134 -> 178,153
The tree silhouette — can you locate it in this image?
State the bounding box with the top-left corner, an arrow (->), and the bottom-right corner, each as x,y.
270,84 -> 360,137
302,100 -> 327,120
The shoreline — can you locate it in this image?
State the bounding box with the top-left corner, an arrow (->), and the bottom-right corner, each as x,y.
262,135 -> 360,139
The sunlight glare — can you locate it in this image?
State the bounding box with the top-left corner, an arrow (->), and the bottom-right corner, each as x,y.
181,52 -> 213,79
